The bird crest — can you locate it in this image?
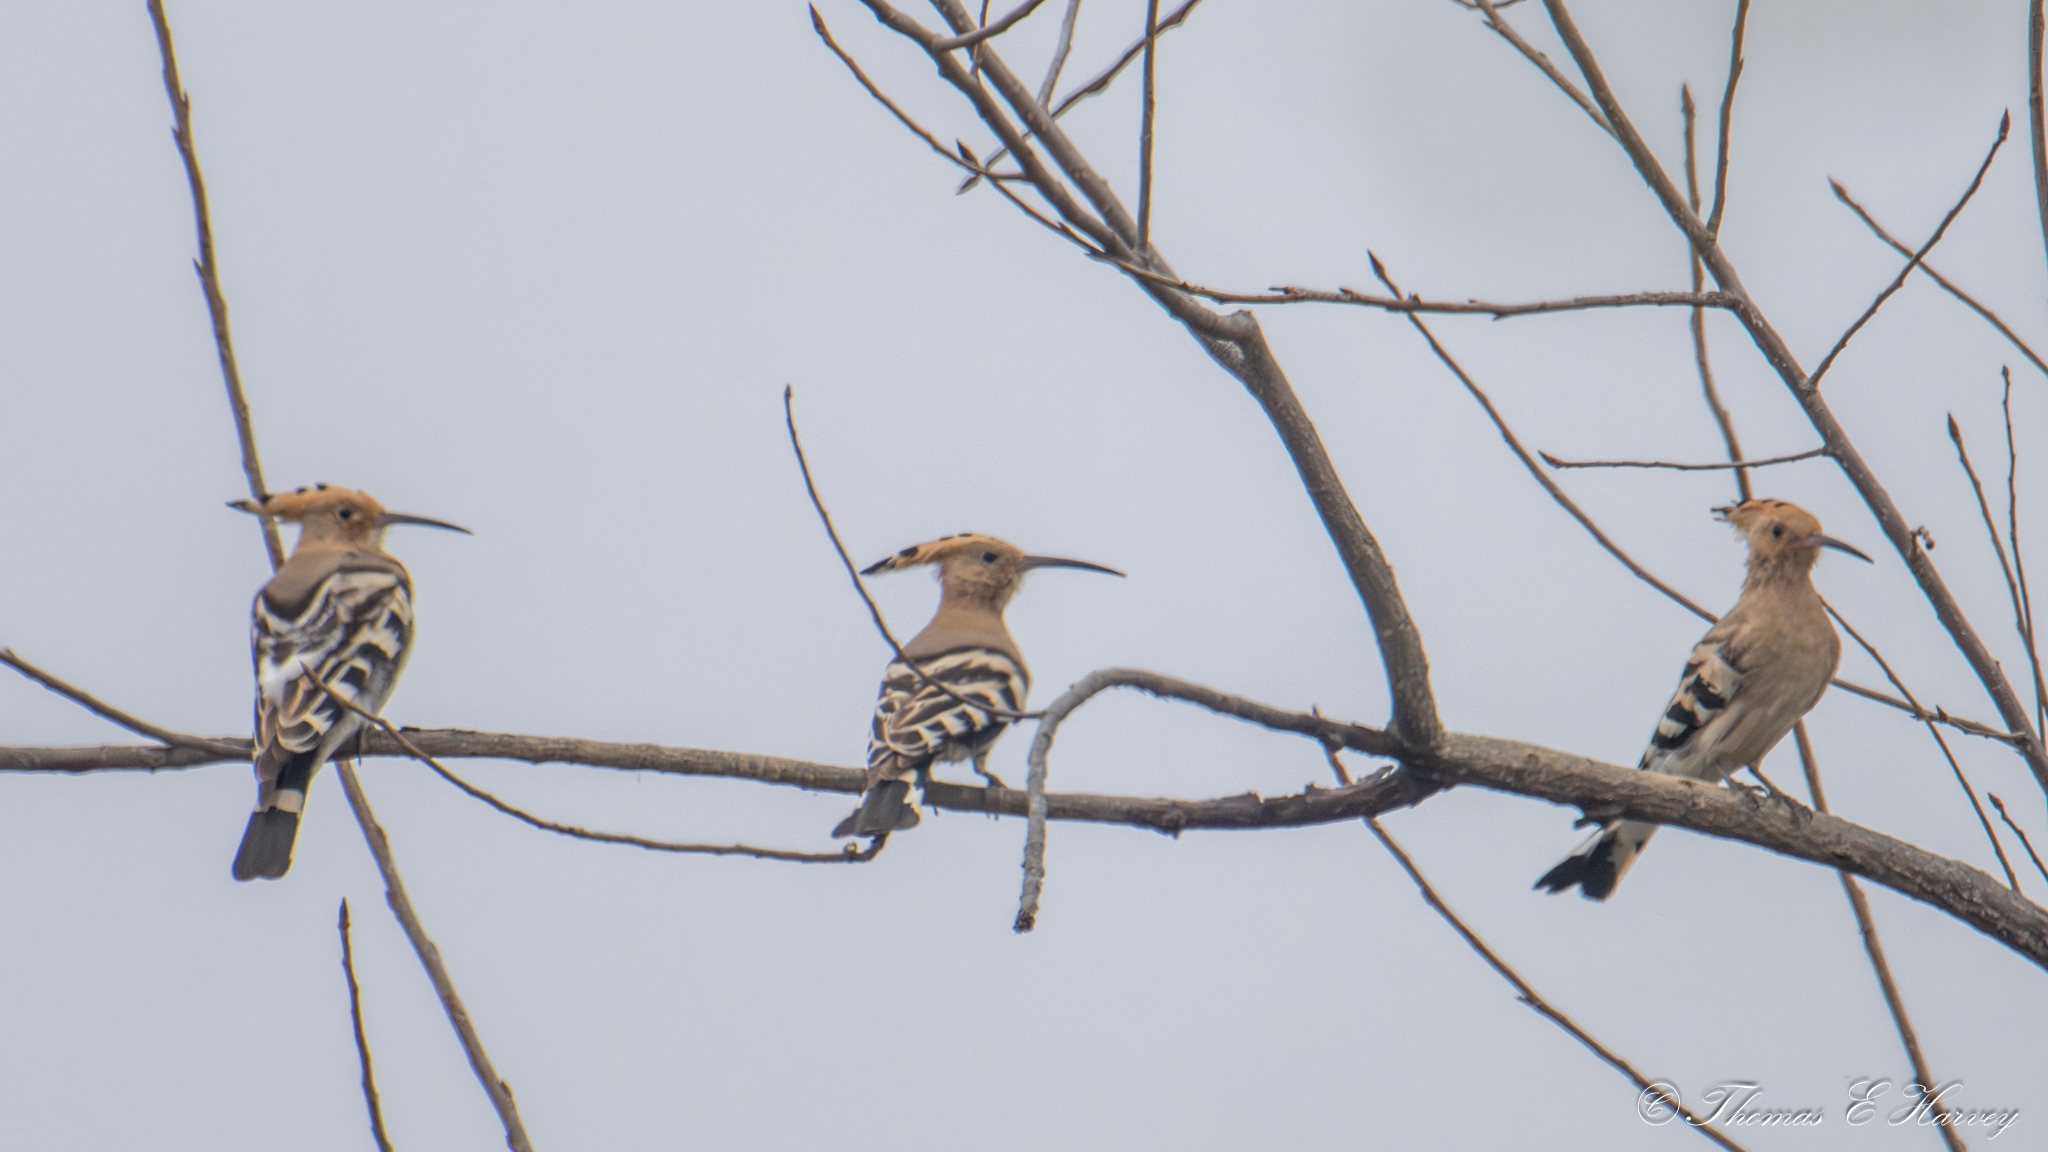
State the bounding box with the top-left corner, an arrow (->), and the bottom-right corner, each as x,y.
230,485 -> 470,552
861,533 -> 1016,575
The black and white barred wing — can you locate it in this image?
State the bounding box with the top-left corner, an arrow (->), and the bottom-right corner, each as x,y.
866,646 -> 1027,788
1639,633 -> 1745,777
254,562 -> 414,780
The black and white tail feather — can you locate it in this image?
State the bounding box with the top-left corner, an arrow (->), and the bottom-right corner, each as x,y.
833,646 -> 1027,839
1535,635 -> 1743,901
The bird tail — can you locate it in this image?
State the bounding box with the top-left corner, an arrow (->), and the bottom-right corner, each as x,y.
1534,820 -> 1658,900
232,750 -> 320,881
832,779 -> 921,839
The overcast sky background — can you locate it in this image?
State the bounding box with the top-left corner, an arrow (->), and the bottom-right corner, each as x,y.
2,1 -> 2044,1148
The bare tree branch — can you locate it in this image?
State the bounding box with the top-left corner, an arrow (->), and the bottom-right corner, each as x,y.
310,676 -> 881,865
1823,601 -> 2022,891
2032,0 -> 2048,276
1792,724 -> 1966,1152
961,0 -> 1205,193
1036,0 -> 1083,106
931,0 -> 1052,51
2005,372 -> 2047,738
1364,813 -> 1751,1152
0,649 -> 245,757
1951,411 -> 2045,734
1831,179 -> 2048,383
338,900 -> 395,1152
1806,114 -> 2008,391
335,758 -> 535,1152
1704,0 -> 1749,241
1682,83 -> 1751,501
145,0 -> 284,571
1990,793 -> 2048,886
1536,0 -> 2048,798
1136,0 -> 1160,253
1538,447 -> 1828,473
1466,0 -> 1613,138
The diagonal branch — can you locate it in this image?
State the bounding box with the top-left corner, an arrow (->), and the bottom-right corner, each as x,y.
1806,114 -> 2009,391
145,0 -> 284,572
1792,725 -> 1966,1152
334,758 -> 535,1152
1682,83 -> 1751,501
338,900 -> 396,1152
931,0 -> 1052,51
0,649 -> 244,757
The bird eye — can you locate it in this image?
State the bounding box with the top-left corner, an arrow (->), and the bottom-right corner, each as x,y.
337,508 -> 354,520
981,551 -> 997,563
1770,524 -> 1783,538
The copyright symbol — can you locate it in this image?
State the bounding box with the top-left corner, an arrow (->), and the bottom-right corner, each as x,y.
1638,1081 -> 1681,1125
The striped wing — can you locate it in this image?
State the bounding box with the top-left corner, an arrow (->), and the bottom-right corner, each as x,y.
866,646 -> 1027,788
1639,635 -> 1744,775
253,563 -> 414,781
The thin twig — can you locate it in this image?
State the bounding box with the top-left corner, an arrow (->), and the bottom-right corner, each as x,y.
338,900 -> 395,1152
1830,180 -> 2048,382
1539,447 -> 1828,473
1369,256 -> 1717,622
1791,725 -> 1966,1152
1036,0 -> 1082,107
308,677 -> 880,864
1950,413 -> 2037,724
2031,0 -> 2048,276
1363,811 -> 1750,1152
783,386 -> 1038,723
0,649 -> 244,757
1705,0 -> 1749,241
1682,83 -> 1750,501
1806,113 -> 2009,391
145,0 -> 284,572
813,6 -> 996,180
931,0 -> 1052,51
1136,0 -> 1160,254
1468,0 -> 1614,138
956,0 -> 1204,193
1989,794 -> 2048,886
1095,259 -> 1740,316
335,758 -> 533,1152
2003,370 -> 2047,738
1824,601 -> 2022,891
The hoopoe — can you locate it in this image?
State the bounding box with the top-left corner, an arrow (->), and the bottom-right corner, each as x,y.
1537,499 -> 1871,900
228,484 -> 469,881
832,534 -> 1121,840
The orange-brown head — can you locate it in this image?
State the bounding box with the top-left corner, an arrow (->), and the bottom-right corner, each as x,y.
862,533 -> 1122,612
1714,498 -> 1871,577
229,484 -> 470,555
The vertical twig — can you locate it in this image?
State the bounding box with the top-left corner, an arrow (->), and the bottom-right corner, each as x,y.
2031,0 -> 2048,277
1704,0 -> 1749,241
1950,409 -> 2044,738
145,0 -> 284,572
339,900 -> 396,1152
1792,725 -> 1966,1152
1136,0 -> 1160,256
1037,0 -> 1083,107
2003,370 -> 2047,737
1681,84 -> 1750,501
336,760 -> 535,1152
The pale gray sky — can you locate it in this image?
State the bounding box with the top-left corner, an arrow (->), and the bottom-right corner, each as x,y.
2,1 -> 2043,1148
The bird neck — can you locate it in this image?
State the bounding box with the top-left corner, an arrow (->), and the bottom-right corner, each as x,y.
905,596 -> 1020,660
1742,547 -> 1818,595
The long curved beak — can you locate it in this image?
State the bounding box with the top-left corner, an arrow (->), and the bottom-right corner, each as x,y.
379,512 -> 473,535
1813,534 -> 1873,563
1018,555 -> 1123,577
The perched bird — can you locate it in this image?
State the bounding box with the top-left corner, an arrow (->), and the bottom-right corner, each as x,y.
833,534 -> 1122,840
1537,499 -> 1871,900
228,484 -> 469,880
